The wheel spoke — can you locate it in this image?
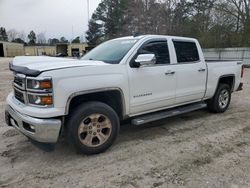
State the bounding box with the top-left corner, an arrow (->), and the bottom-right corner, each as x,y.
224,92 -> 229,98
100,119 -> 111,129
89,114 -> 101,123
83,133 -> 93,146
97,132 -> 107,143
218,89 -> 229,109
219,96 -> 222,102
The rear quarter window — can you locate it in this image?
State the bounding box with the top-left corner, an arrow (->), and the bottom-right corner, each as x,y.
173,41 -> 200,63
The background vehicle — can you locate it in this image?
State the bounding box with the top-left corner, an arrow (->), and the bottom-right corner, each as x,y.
55,53 -> 67,57
5,35 -> 243,154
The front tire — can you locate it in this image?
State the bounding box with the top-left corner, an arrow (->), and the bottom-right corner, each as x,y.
67,101 -> 120,155
207,84 -> 231,113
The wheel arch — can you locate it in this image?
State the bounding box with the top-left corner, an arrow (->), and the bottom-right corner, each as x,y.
65,88 -> 126,120
216,74 -> 235,93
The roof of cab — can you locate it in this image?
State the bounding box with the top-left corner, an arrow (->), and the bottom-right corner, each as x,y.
114,34 -> 197,42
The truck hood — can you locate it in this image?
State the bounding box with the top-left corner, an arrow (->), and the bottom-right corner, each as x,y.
10,56 -> 109,76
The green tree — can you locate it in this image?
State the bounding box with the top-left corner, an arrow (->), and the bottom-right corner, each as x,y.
0,27 -> 8,41
86,17 -> 104,45
60,37 -> 68,43
103,0 -> 128,38
87,0 -> 250,48
72,36 -> 80,43
12,38 -> 25,44
85,0 -> 129,45
27,30 -> 36,45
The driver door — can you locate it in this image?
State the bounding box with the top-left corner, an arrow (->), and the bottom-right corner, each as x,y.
128,40 -> 176,115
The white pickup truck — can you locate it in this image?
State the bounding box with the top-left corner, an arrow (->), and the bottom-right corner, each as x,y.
5,35 -> 244,154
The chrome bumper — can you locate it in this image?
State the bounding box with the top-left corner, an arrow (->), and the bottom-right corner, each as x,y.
5,105 -> 62,143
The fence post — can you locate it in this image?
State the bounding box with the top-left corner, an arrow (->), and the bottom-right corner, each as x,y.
242,49 -> 245,60
219,49 -> 221,60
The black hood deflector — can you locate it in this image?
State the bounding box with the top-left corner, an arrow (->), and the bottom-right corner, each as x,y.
10,62 -> 42,76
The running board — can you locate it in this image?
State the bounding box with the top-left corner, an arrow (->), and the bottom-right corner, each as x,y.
131,102 -> 207,126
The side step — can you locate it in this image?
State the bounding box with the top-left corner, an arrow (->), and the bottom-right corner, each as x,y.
131,102 -> 207,125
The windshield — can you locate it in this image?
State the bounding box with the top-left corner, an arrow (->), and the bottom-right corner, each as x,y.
81,39 -> 138,64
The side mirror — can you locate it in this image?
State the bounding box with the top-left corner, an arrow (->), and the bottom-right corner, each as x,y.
134,54 -> 156,67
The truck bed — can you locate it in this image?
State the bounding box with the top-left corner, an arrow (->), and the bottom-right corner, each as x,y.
205,60 -> 242,99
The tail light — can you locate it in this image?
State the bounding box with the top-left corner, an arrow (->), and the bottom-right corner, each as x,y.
241,66 -> 244,78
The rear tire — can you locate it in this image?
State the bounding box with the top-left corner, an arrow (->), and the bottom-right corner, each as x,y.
67,101 -> 120,155
207,84 -> 231,113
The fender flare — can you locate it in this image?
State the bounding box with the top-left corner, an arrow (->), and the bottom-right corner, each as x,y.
213,74 -> 235,97
65,87 -> 126,118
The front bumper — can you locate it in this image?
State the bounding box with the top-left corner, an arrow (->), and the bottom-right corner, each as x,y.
5,105 -> 61,143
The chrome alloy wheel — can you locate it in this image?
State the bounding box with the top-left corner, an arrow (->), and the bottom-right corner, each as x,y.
218,89 -> 229,109
78,113 -> 112,147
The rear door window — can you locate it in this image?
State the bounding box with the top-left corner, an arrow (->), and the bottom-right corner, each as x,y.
173,41 -> 200,63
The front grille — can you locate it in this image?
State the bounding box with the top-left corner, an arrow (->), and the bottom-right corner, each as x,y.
14,74 -> 25,89
14,88 -> 25,103
13,74 -> 26,104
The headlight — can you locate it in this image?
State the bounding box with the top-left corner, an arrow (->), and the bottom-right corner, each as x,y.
28,94 -> 53,106
26,77 -> 53,107
27,78 -> 52,91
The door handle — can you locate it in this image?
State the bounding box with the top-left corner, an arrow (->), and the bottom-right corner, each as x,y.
165,70 -> 175,75
198,68 -> 206,72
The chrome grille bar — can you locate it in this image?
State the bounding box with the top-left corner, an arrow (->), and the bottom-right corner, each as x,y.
13,74 -> 26,104
13,74 -> 26,90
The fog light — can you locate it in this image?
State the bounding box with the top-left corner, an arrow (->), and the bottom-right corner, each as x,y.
23,122 -> 35,133
30,125 -> 35,130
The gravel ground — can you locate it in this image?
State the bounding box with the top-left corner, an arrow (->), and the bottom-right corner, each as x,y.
0,57 -> 250,188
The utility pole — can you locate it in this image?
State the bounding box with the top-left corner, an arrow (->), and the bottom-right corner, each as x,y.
71,25 -> 74,42
87,0 -> 90,22
84,0 -> 90,44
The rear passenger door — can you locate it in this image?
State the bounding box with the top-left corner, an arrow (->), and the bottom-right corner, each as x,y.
173,40 -> 207,104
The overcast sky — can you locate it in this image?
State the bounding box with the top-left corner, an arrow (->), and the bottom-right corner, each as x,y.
0,0 -> 102,41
